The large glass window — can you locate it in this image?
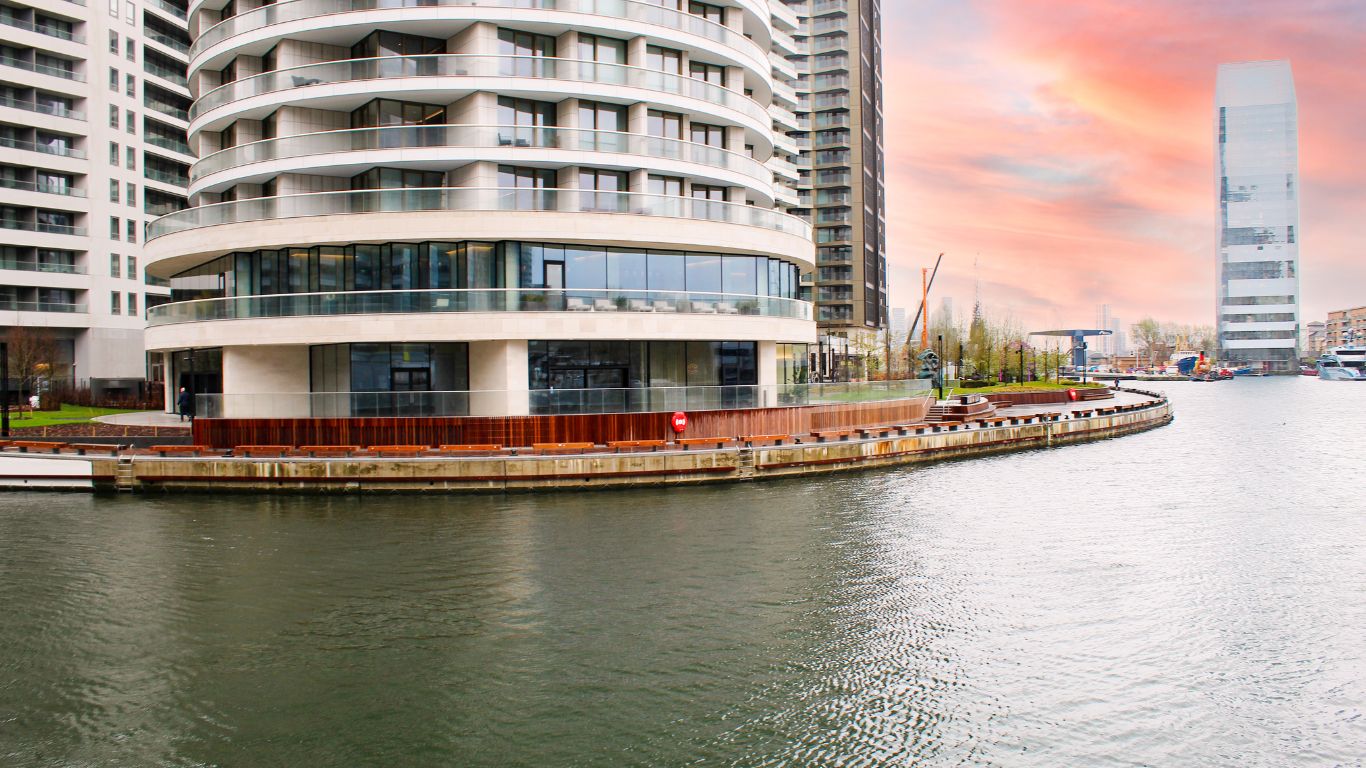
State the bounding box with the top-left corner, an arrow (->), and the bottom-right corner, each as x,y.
579,168 -> 627,212
647,110 -> 682,139
690,122 -> 726,148
685,253 -> 722,293
350,98 -> 445,128
498,28 -> 556,77
496,96 -> 556,147
645,45 -> 682,75
577,34 -> 625,64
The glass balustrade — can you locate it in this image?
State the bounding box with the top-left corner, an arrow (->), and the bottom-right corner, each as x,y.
147,187 -> 810,240
194,379 -> 930,418
191,125 -> 770,185
191,55 -> 767,127
191,0 -> 764,67
147,288 -> 812,326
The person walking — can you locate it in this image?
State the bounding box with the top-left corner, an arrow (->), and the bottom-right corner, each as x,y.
177,387 -> 193,422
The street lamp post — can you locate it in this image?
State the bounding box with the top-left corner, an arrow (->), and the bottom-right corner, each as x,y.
1,341 -> 9,438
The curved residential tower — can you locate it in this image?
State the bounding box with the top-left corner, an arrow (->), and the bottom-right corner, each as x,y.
145,0 -> 817,417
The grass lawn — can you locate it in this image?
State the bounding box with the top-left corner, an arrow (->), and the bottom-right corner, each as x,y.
3,403 -> 139,428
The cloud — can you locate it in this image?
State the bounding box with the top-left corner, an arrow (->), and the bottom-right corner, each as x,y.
884,0 -> 1366,331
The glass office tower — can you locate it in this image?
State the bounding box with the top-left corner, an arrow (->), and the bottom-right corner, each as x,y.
1214,60 -> 1300,372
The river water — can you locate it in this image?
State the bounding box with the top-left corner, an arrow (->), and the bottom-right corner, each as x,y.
1,378 -> 1363,767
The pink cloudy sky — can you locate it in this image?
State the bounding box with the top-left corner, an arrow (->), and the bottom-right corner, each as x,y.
882,0 -> 1366,332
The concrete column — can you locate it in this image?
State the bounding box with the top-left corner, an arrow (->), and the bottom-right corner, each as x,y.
758,340 -> 778,408
220,345 -> 310,418
161,352 -> 174,414
627,36 -> 648,68
468,340 -> 529,416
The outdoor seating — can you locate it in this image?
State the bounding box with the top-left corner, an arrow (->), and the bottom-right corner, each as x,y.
652,300 -> 677,312
607,439 -> 666,452
532,442 -> 596,454
627,299 -> 654,312
677,436 -> 733,450
566,297 -> 592,311
593,298 -> 615,311
716,301 -> 739,315
298,445 -> 360,457
437,444 -> 502,454
233,445 -> 293,457
9,440 -> 64,454
741,434 -> 788,447
812,429 -> 854,443
366,445 -> 428,457
64,443 -> 121,455
150,445 -> 213,457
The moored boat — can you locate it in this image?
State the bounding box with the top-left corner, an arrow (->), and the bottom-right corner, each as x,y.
1317,347 -> 1366,380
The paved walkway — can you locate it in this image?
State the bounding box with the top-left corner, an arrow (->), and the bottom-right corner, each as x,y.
95,410 -> 189,428
989,388 -> 1151,417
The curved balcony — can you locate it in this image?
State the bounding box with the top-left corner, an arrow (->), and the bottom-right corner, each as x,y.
190,55 -> 769,132
147,288 -> 811,326
190,125 -> 774,191
147,187 -> 811,240
191,0 -> 768,75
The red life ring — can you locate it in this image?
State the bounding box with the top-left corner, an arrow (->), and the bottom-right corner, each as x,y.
1067,388 -> 1079,401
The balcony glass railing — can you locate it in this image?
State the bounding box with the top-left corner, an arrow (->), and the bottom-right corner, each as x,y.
0,257 -> 84,274
0,16 -> 84,43
144,168 -> 189,186
194,380 -> 931,419
0,55 -> 82,81
147,187 -> 810,240
144,61 -> 189,87
0,94 -> 83,120
0,299 -> 86,313
191,56 -> 767,127
0,219 -> 86,236
0,136 -> 85,158
145,134 -> 193,155
147,0 -> 187,19
145,31 -> 190,54
192,0 -> 764,67
0,178 -> 86,197
191,125 -> 771,185
147,288 -> 812,326
144,95 -> 190,121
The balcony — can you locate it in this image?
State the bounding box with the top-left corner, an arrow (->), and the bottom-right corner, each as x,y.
0,218 -> 86,236
145,168 -> 189,187
0,16 -> 84,43
144,61 -> 189,88
146,134 -> 193,156
0,136 -> 85,159
191,0 -> 765,70
148,288 -> 813,326
0,94 -> 83,120
191,56 -> 768,129
0,178 -> 86,197
0,257 -> 85,274
147,0 -> 187,20
147,187 -> 810,240
145,30 -> 190,55
0,298 -> 86,313
0,55 -> 82,82
191,125 -> 772,187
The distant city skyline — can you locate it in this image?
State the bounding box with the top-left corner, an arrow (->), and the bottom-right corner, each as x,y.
884,1 -> 1366,331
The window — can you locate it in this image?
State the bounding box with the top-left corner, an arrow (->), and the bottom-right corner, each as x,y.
125,38 -> 134,62
126,73 -> 135,97
110,67 -> 119,91
689,1 -> 723,22
646,45 -> 682,75
126,292 -> 137,316
497,28 -> 556,57
109,0 -> 117,16
690,122 -> 726,148
110,179 -> 120,202
109,31 -> 119,53
126,147 -> 135,169
578,169 -> 628,212
125,109 -> 135,134
109,105 -> 119,128
497,165 -> 556,209
647,110 -> 683,139
495,96 -> 556,127
110,253 -> 120,276
648,175 -> 683,196
110,216 -> 120,239
109,142 -> 119,164
126,255 -> 136,279
126,219 -> 136,242
578,34 -> 626,64
578,100 -> 626,132
126,183 -> 135,206
125,1 -> 134,23
691,184 -> 728,201
689,60 -> 725,85
111,291 -> 121,314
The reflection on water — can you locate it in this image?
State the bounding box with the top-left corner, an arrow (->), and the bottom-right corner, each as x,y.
1,378 -> 1363,766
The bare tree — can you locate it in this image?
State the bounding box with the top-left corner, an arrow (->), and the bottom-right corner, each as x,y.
3,326 -> 59,408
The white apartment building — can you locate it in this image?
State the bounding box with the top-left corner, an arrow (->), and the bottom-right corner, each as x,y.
0,0 -> 190,395
143,0 -> 817,417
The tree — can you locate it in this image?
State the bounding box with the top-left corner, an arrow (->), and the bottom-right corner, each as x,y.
2,326 -> 59,408
1130,318 -> 1165,367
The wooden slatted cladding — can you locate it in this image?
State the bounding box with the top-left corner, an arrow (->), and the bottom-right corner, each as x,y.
191,397 -> 934,449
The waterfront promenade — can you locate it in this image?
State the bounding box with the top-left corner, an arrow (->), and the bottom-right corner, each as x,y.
0,388 -> 1171,493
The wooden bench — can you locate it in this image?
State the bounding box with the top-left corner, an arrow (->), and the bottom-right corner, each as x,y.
857,426 -> 894,439
607,439 -> 667,452
65,443 -> 122,456
299,445 -> 360,457
234,445 -> 293,457
366,445 -> 429,457
532,442 -> 596,454
10,440 -> 64,454
741,434 -> 789,447
437,443 -> 502,454
677,436 -> 733,450
150,445 -> 213,457
812,429 -> 854,443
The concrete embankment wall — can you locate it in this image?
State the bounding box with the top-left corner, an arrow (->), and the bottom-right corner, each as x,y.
0,391 -> 1172,494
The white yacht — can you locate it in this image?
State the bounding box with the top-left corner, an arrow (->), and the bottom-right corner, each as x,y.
1317,347 -> 1366,380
